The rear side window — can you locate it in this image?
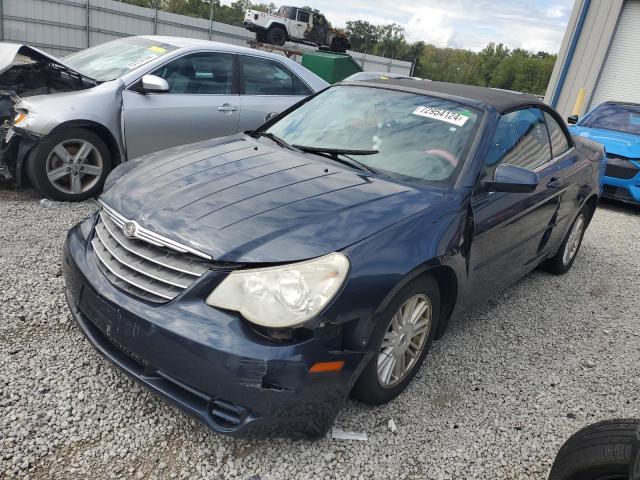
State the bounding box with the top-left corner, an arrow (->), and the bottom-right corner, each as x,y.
152,52 -> 234,95
239,56 -> 312,96
296,10 -> 310,22
485,107 -> 552,178
544,112 -> 571,158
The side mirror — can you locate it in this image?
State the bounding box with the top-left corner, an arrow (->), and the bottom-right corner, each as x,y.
484,164 -> 539,193
140,74 -> 169,93
567,114 -> 579,125
265,112 -> 278,122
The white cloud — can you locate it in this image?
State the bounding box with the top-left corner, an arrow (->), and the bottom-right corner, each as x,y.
405,7 -> 457,47
546,6 -> 567,18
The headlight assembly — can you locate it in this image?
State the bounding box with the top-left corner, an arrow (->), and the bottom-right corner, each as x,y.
205,252 -> 350,328
13,110 -> 29,127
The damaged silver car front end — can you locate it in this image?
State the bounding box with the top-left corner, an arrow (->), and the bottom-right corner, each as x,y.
0,43 -> 97,182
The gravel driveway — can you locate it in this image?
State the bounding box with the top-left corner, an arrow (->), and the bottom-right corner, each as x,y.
1,181 -> 639,480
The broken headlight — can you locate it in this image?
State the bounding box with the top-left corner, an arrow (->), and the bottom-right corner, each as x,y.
13,110 -> 29,127
205,252 -> 350,328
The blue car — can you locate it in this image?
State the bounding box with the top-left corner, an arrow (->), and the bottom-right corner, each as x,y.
569,101 -> 640,205
63,79 -> 603,438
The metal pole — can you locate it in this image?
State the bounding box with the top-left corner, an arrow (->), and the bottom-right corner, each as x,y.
154,8 -> 158,35
208,0 -> 214,40
86,0 -> 90,47
0,0 -> 4,42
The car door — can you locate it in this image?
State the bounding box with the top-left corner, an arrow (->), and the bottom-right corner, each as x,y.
236,55 -> 313,132
306,13 -> 328,43
539,110 -> 583,250
121,51 -> 239,159
289,9 -> 310,40
467,107 -> 561,302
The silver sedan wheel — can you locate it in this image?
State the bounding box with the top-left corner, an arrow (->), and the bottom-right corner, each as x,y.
46,139 -> 103,195
377,294 -> 432,388
562,213 -> 586,266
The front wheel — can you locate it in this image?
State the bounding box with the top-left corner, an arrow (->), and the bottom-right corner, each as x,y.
27,128 -> 111,202
549,419 -> 639,480
351,276 -> 440,405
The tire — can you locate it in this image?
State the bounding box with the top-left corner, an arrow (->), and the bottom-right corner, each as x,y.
549,419 -> 640,480
330,37 -> 350,53
27,127 -> 112,202
266,26 -> 287,46
541,206 -> 589,275
351,276 -> 441,405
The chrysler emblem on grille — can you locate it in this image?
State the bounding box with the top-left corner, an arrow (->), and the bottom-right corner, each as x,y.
122,221 -> 137,238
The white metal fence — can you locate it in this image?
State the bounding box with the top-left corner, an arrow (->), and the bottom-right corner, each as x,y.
0,0 -> 413,75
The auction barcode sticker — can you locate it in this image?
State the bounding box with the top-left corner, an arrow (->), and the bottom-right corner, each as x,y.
412,106 -> 469,126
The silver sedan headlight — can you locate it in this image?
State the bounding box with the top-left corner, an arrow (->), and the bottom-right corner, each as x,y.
205,252 -> 350,328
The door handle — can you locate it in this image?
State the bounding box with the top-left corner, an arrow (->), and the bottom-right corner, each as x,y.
547,177 -> 561,188
217,105 -> 237,112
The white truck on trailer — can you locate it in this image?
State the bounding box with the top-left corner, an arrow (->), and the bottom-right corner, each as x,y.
243,6 -> 350,53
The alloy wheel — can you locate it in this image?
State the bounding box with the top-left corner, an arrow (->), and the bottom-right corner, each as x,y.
562,213 -> 586,266
45,139 -> 104,195
377,294 -> 432,388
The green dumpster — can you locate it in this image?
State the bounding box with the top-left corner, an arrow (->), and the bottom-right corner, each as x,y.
301,51 -> 362,84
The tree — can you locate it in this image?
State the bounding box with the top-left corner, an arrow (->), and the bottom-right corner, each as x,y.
408,41 -> 425,74
376,23 -> 406,58
346,20 -> 381,53
252,2 -> 276,13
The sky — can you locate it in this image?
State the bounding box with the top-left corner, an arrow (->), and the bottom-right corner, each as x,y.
240,0 -> 576,53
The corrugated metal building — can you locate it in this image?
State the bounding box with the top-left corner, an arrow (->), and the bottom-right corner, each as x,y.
545,0 -> 640,119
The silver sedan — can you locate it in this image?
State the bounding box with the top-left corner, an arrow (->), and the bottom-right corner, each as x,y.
0,36 -> 327,201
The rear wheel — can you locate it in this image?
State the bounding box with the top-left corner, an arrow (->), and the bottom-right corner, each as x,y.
330,37 -> 350,53
549,419 -> 639,480
542,206 -> 588,275
27,128 -> 111,202
266,26 -> 287,46
351,276 -> 440,405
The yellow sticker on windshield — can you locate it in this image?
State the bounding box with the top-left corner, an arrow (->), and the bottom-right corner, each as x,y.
148,46 -> 167,54
413,106 -> 469,126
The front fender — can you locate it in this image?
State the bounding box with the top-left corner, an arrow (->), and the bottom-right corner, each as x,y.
324,193 -> 470,349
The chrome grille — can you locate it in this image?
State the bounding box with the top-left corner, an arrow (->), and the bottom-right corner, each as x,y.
91,209 -> 213,302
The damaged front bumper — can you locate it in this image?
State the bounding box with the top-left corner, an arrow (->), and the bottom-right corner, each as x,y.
62,219 -> 368,438
0,125 -> 42,183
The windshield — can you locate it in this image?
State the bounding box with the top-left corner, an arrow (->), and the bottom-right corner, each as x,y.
265,85 -> 481,184
64,37 -> 179,82
581,103 -> 640,136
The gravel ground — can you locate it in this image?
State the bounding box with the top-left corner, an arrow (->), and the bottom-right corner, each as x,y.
1,180 -> 640,480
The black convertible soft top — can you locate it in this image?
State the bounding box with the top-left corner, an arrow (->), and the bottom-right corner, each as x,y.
360,78 -> 545,113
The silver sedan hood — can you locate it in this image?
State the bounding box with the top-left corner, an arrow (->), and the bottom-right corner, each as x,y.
0,43 -> 82,77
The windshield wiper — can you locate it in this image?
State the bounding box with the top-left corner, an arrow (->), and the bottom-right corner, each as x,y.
252,131 -> 297,151
292,145 -> 379,174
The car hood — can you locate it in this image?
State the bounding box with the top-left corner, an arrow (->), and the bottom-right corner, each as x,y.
100,136 -> 444,263
571,126 -> 640,158
0,43 -> 84,77
0,43 -> 96,99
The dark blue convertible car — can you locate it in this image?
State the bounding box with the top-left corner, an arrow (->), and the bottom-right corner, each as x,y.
63,79 -> 604,438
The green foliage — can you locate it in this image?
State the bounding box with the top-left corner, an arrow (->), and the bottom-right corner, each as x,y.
114,0 -> 557,95
344,21 -> 555,96
115,0 -> 254,25
345,20 -> 381,52
252,2 -> 276,13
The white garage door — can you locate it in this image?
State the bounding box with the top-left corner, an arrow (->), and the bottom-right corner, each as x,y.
591,0 -> 640,107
